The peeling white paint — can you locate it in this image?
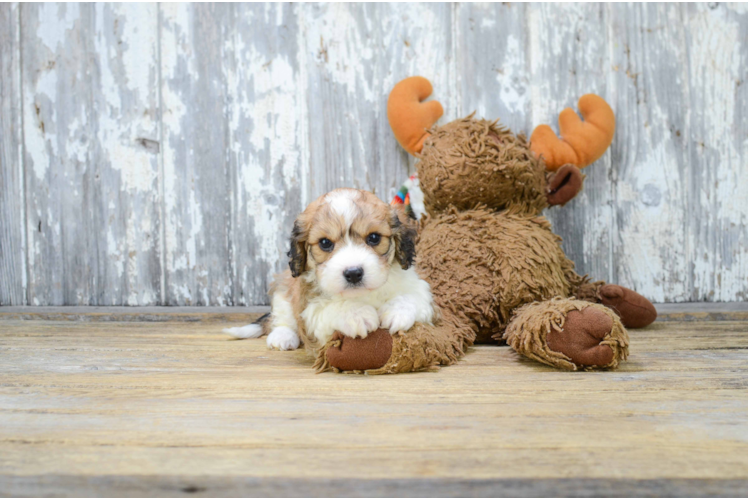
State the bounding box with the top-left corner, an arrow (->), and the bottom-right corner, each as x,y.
24,69 -> 57,182
304,4 -> 375,103
244,56 -> 299,186
618,141 -> 689,302
109,143 -> 157,192
496,35 -> 528,115
728,3 -> 748,15
687,5 -> 747,301
229,5 -> 306,301
160,3 -> 193,301
36,3 -> 78,52
107,227 -> 124,282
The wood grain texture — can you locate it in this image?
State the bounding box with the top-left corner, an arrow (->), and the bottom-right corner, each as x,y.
4,477 -> 748,498
89,3 -> 163,306
0,3 -> 25,305
160,4 -> 233,306
685,3 -> 748,302
1,3 -> 747,305
229,4 -> 305,306
455,3 -> 531,132
22,3 -> 97,305
0,306 -> 268,322
608,3 -> 691,303
0,319 -> 747,496
3,302 -> 748,322
21,3 -> 162,306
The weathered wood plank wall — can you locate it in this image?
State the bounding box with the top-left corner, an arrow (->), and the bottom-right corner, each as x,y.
1,2 -> 746,306
0,3 -> 25,305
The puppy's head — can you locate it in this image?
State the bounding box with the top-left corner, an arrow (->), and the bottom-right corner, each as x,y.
288,188 -> 416,297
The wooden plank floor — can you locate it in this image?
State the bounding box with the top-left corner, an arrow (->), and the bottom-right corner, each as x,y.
1,317 -> 747,497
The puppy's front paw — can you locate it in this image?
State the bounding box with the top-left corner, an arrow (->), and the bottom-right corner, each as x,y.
379,298 -> 417,333
335,305 -> 379,338
267,326 -> 301,351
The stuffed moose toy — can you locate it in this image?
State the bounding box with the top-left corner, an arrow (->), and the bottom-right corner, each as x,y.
314,76 -> 657,373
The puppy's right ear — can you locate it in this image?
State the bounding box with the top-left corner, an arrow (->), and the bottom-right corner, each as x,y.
288,218 -> 308,278
390,204 -> 418,270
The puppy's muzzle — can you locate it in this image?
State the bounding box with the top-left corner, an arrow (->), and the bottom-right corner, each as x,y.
343,267 -> 364,285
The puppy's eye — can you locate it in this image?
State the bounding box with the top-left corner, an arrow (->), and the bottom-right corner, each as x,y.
366,233 -> 381,246
318,238 -> 334,252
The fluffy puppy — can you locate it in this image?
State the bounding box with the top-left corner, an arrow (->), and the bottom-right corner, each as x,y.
224,188 -> 435,351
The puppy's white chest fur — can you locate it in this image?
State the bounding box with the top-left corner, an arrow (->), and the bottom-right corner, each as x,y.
301,266 -> 434,344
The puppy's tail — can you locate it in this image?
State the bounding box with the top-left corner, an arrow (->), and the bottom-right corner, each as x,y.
223,312 -> 270,339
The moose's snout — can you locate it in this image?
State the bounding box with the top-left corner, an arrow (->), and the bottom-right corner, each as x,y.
546,164 -> 584,206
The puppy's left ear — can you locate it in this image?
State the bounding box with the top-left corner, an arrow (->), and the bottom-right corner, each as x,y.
288,217 -> 308,278
390,205 -> 417,270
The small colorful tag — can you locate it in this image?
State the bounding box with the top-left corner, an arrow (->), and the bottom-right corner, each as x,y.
391,174 -> 425,220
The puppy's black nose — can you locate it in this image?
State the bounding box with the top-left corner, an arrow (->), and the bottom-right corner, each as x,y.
343,267 -> 364,284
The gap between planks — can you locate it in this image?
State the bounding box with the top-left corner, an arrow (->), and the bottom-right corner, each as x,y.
1,303 -> 748,323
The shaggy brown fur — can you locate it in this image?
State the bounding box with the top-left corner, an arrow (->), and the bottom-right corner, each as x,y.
417,207 -> 582,343
418,117 -> 547,215
504,298 -> 629,371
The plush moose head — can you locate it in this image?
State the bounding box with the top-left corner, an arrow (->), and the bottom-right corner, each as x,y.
387,77 -> 615,215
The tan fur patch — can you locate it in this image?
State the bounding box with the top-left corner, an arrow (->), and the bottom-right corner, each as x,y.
418,116 -> 548,215
302,190 -> 397,266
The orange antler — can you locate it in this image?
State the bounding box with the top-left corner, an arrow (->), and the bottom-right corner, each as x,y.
387,76 -> 443,155
530,94 -> 615,171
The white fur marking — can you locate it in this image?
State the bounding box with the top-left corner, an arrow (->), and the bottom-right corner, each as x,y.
317,242 -> 388,296
270,289 -> 298,331
335,304 -> 380,339
223,324 -> 263,339
379,295 -> 418,333
267,326 -> 301,350
324,189 -> 359,227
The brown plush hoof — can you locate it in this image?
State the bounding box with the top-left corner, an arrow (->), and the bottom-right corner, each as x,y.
547,307 -> 615,367
600,284 -> 657,328
325,329 -> 393,372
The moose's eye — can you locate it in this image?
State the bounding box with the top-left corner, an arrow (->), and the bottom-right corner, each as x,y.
318,238 -> 334,252
366,233 -> 381,246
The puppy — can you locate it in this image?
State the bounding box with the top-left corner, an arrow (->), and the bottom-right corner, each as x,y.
224,188 -> 435,351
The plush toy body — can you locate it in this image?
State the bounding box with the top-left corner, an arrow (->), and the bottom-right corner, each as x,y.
319,77 -> 656,373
